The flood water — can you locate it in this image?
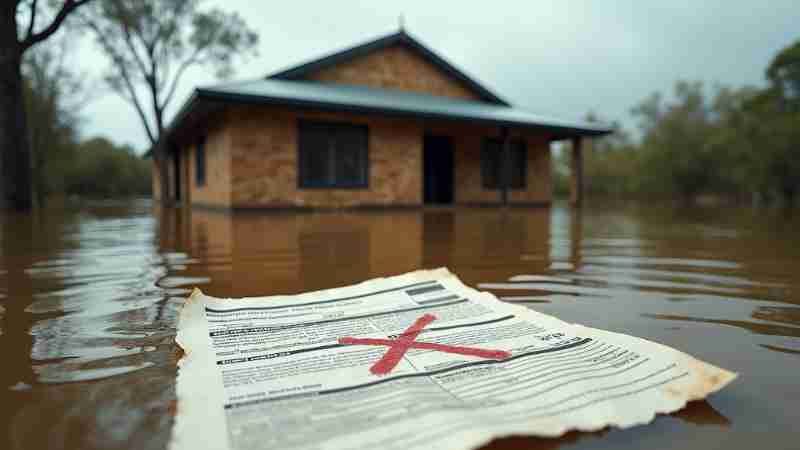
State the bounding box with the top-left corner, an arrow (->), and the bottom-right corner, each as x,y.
1,200 -> 799,450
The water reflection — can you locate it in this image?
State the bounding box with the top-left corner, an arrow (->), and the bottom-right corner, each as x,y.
643,314 -> 800,338
1,201 -> 800,450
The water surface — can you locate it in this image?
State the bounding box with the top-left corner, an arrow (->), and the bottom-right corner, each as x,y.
1,200 -> 799,450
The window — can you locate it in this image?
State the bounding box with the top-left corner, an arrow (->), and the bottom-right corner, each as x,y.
481,137 -> 527,189
195,137 -> 206,186
298,121 -> 369,188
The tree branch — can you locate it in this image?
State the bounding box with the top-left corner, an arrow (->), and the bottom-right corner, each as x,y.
120,66 -> 157,146
159,22 -> 223,109
21,0 -> 93,50
25,0 -> 38,42
119,79 -> 157,147
120,21 -> 152,81
160,51 -> 203,111
82,16 -> 155,144
148,54 -> 165,138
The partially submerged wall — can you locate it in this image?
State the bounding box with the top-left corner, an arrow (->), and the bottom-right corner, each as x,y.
185,122 -> 232,208
225,106 -> 423,208
171,107 -> 555,209
425,122 -> 552,206
451,132 -> 551,205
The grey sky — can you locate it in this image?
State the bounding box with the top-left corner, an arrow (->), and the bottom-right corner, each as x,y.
73,0 -> 800,152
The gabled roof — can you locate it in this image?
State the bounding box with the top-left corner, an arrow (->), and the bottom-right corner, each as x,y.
267,30 -> 510,106
158,30 -> 613,154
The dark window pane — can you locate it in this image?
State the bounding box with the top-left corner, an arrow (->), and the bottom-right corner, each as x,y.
482,137 -> 527,190
511,140 -> 527,189
299,123 -> 330,187
335,126 -> 368,186
481,138 -> 501,189
195,137 -> 206,186
299,121 -> 368,188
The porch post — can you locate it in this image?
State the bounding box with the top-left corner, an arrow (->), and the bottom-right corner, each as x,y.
570,137 -> 584,207
500,127 -> 511,205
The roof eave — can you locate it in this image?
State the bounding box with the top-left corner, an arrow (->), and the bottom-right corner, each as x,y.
190,88 -> 612,138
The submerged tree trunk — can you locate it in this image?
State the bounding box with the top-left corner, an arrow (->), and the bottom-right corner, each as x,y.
153,145 -> 171,205
0,8 -> 33,211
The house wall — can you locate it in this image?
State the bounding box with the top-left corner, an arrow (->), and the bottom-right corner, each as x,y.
185,121 -> 232,208
425,123 -> 552,205
177,107 -> 554,209
451,132 -> 551,205
224,106 -> 423,208
306,44 -> 481,102
152,155 -> 181,202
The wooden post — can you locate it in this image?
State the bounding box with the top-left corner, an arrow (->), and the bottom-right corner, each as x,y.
500,127 -> 511,205
570,137 -> 584,207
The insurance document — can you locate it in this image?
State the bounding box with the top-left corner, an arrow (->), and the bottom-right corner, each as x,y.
172,268 -> 736,450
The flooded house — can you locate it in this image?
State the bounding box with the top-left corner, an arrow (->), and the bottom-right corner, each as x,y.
153,30 -> 611,209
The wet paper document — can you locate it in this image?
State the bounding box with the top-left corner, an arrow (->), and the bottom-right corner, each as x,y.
172,268 -> 736,450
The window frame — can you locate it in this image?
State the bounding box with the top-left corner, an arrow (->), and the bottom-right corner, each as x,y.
195,136 -> 207,187
481,137 -> 527,190
297,120 -> 370,189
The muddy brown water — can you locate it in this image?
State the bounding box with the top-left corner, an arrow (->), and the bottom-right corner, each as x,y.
1,200 -> 799,450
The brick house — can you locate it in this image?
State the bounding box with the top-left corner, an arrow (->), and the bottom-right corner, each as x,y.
154,30 -> 611,209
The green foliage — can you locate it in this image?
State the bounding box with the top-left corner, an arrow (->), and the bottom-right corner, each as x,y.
580,114 -> 640,197
767,40 -> 800,112
23,36 -> 150,201
580,38 -> 800,206
635,81 -> 721,198
64,137 -> 152,198
23,37 -> 83,203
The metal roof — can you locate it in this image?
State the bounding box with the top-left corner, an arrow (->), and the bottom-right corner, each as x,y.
165,78 -> 612,147
267,30 -> 509,106
159,30 -> 613,152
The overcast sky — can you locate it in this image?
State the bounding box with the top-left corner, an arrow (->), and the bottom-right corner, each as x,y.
71,0 -> 800,152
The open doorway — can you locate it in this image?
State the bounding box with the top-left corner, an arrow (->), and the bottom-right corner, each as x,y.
423,135 -> 454,204
173,152 -> 182,203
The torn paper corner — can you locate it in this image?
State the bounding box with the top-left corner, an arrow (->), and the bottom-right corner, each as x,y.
171,268 -> 736,450
186,287 -> 205,305
676,355 -> 738,401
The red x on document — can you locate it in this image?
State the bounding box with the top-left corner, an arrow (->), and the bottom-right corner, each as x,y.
338,314 -> 511,375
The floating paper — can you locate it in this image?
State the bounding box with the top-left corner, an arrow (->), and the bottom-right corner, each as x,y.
172,268 -> 735,450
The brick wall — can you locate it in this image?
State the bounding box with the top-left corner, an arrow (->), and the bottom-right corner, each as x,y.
453,132 -> 551,205
185,121 -> 232,208
426,123 -> 552,205
225,106 -> 423,208
174,107 -> 553,209
306,44 -> 481,102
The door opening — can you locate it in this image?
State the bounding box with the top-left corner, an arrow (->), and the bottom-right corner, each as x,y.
423,135 -> 454,204
173,152 -> 181,203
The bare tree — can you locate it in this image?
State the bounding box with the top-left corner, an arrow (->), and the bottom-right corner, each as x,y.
1,0 -> 93,210
80,0 -> 258,203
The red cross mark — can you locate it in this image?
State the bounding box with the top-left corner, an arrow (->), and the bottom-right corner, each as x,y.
339,314 -> 511,375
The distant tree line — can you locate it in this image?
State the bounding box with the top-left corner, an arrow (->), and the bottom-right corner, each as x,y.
23,37 -> 151,203
556,38 -> 800,206
3,1 -> 258,210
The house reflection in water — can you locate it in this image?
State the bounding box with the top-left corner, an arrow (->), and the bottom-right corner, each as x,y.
155,206 -> 563,298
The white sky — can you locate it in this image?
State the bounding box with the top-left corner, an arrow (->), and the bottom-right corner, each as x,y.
67,0 -> 800,153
